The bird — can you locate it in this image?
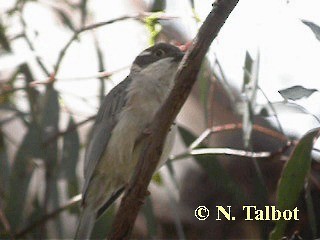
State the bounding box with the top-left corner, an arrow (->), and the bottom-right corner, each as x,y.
74,43 -> 184,239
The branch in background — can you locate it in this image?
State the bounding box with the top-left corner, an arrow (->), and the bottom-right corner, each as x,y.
172,141 -> 292,161
54,12 -> 178,75
188,122 -> 289,150
43,115 -> 96,146
108,1 -> 240,239
0,66 -> 128,100
0,86 -> 27,97
14,194 -> 82,239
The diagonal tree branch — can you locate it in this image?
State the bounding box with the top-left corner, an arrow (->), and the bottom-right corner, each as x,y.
107,0 -> 240,239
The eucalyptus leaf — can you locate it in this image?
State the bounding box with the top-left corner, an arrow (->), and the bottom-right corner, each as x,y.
80,0 -> 88,26
242,51 -> 253,90
302,20 -> 320,42
241,51 -> 259,148
40,87 -> 61,235
142,196 -> 157,237
198,58 -> 212,121
60,117 -> 80,213
278,85 -> 318,101
270,128 -> 320,240
91,206 -> 115,239
151,0 -> 166,12
40,86 -> 59,185
5,124 -> 43,231
145,12 -> 163,46
0,21 -> 11,51
52,7 -> 76,31
0,129 -> 9,200
257,101 -> 310,117
152,172 -> 163,186
93,37 -> 106,105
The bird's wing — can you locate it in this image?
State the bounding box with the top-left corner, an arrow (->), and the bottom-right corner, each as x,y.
82,77 -> 131,197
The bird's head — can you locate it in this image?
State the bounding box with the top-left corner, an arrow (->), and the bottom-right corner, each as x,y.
130,43 -> 184,76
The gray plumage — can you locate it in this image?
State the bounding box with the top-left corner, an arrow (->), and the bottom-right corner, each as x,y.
75,78 -> 130,240
74,43 -> 183,239
82,77 -> 131,199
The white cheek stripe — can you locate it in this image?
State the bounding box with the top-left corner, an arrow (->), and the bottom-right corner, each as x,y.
139,51 -> 151,56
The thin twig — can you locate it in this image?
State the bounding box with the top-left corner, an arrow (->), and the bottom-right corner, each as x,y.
188,122 -> 288,150
172,141 -> 292,161
258,86 -> 285,134
0,67 -> 128,98
0,112 -> 29,125
213,55 -> 237,108
54,12 -> 178,75
19,14 -> 51,77
0,86 -> 27,97
14,194 -> 82,239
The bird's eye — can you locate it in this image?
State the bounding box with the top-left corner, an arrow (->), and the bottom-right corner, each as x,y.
154,49 -> 165,57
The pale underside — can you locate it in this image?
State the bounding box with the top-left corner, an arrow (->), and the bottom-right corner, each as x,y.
82,57 -> 178,214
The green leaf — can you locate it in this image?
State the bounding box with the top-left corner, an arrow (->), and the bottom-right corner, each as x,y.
178,126 -> 246,205
0,128 -> 9,201
270,128 -> 320,240
151,0 -> 166,12
19,64 -> 40,122
278,85 -> 318,101
40,87 -> 61,235
190,0 -> 195,9
80,0 -> 88,26
142,196 -> 157,237
178,125 -> 203,147
163,164 -> 185,239
145,12 -> 163,46
152,172 -> 163,186
40,86 -> 59,166
242,51 -> 253,89
305,185 -> 317,238
241,51 -> 259,148
60,117 -> 80,201
93,38 -> 106,105
52,7 -> 76,31
192,8 -> 201,23
198,58 -> 211,121
0,20 -> 11,51
5,124 -> 43,231
91,206 -> 115,239
302,20 -> 320,42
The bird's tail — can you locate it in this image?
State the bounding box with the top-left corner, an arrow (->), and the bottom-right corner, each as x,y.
74,207 -> 96,240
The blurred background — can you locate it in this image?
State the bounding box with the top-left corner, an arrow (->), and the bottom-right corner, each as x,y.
1,0 -> 320,239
